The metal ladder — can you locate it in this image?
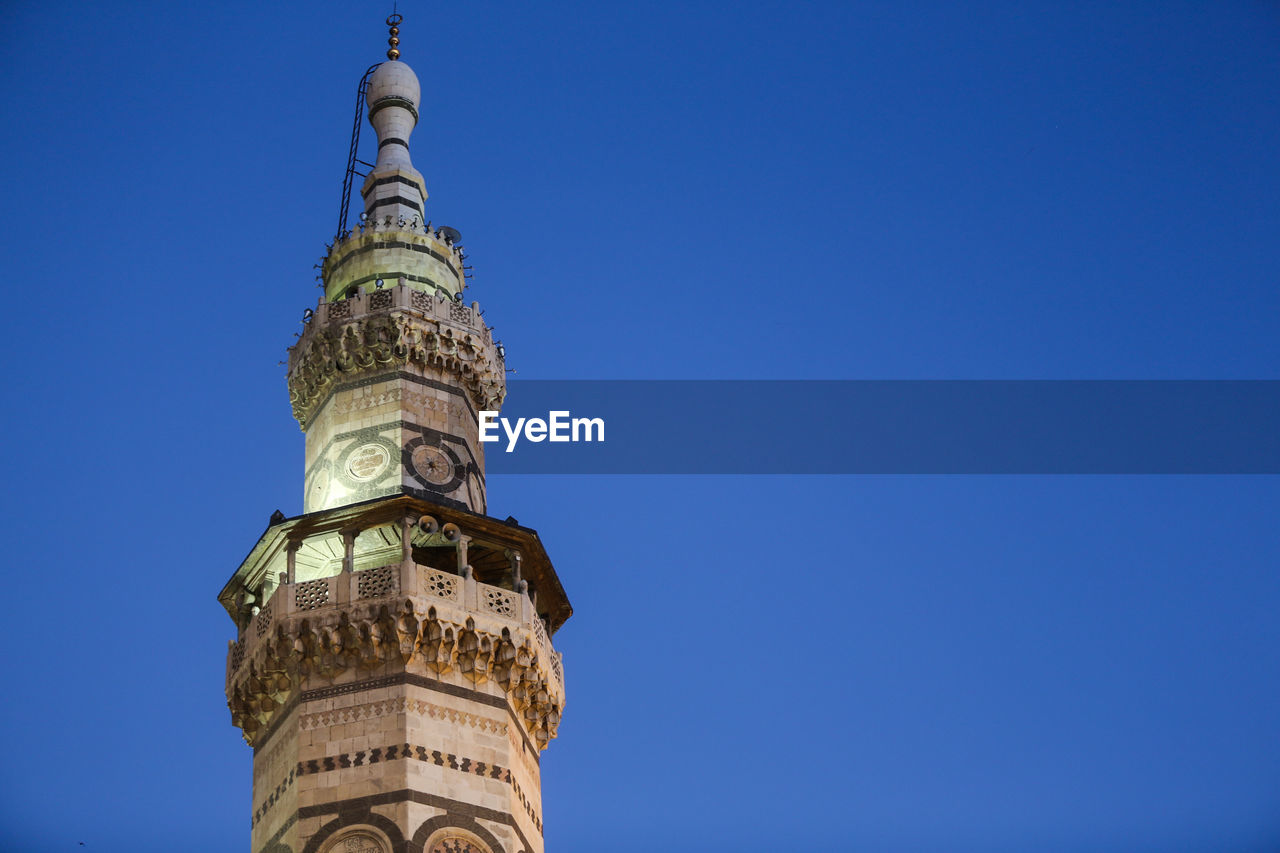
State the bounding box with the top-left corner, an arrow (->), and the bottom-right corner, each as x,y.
335,63 -> 384,242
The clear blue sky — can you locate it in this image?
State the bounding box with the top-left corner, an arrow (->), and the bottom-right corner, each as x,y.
0,1 -> 1277,850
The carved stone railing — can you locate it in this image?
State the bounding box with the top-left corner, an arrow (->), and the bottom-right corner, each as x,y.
301,280 -> 490,333
530,612 -> 562,685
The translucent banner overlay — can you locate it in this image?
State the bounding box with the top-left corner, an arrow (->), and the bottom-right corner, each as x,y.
482,381 -> 1280,474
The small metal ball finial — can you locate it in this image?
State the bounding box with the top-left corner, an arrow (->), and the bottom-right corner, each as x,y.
386,13 -> 403,60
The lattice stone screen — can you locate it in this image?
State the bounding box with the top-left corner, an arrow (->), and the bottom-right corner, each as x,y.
532,615 -> 563,685
255,599 -> 273,638
421,568 -> 460,601
357,565 -> 397,599
482,586 -> 518,618
410,290 -> 433,313
295,578 -> 330,610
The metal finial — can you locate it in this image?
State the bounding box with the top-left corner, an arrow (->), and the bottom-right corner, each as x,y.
386,13 -> 402,60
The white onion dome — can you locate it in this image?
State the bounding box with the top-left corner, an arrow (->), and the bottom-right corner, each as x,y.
366,61 -> 421,173
366,61 -> 420,115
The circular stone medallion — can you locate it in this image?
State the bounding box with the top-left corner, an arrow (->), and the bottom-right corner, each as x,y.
308,467 -> 332,507
330,832 -> 386,853
346,443 -> 391,481
412,445 -> 456,485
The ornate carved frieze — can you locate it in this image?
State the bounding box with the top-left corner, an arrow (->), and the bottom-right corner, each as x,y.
297,695 -> 507,736
288,297 -> 504,429
226,594 -> 562,752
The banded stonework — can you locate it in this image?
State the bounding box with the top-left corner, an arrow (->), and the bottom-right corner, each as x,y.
321,224 -> 464,305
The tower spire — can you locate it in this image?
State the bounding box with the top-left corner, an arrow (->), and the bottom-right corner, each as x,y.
386,12 -> 401,60
360,14 -> 427,231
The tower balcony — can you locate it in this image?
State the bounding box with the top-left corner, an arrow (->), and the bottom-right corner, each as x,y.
321,222 -> 465,305
220,495 -> 569,752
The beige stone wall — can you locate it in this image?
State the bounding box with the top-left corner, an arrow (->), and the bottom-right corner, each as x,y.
250,719 -> 300,852
247,669 -> 546,853
283,680 -> 539,849
301,367 -> 486,514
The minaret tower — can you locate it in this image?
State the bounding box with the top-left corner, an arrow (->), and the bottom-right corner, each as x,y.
219,17 -> 570,853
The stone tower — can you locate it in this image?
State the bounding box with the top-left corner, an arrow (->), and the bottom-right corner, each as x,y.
219,18 -> 570,853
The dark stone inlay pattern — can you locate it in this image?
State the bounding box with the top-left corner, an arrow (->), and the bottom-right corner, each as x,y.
411,815 -> 508,853
327,240 -> 457,278
299,788 -> 535,853
366,194 -> 423,215
361,174 -> 423,198
368,96 -> 419,122
304,417 -> 481,502
251,764 -> 299,829
330,274 -> 450,303
255,811 -> 298,853
292,739 -> 541,832
300,811 -> 406,853
401,486 -> 473,513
